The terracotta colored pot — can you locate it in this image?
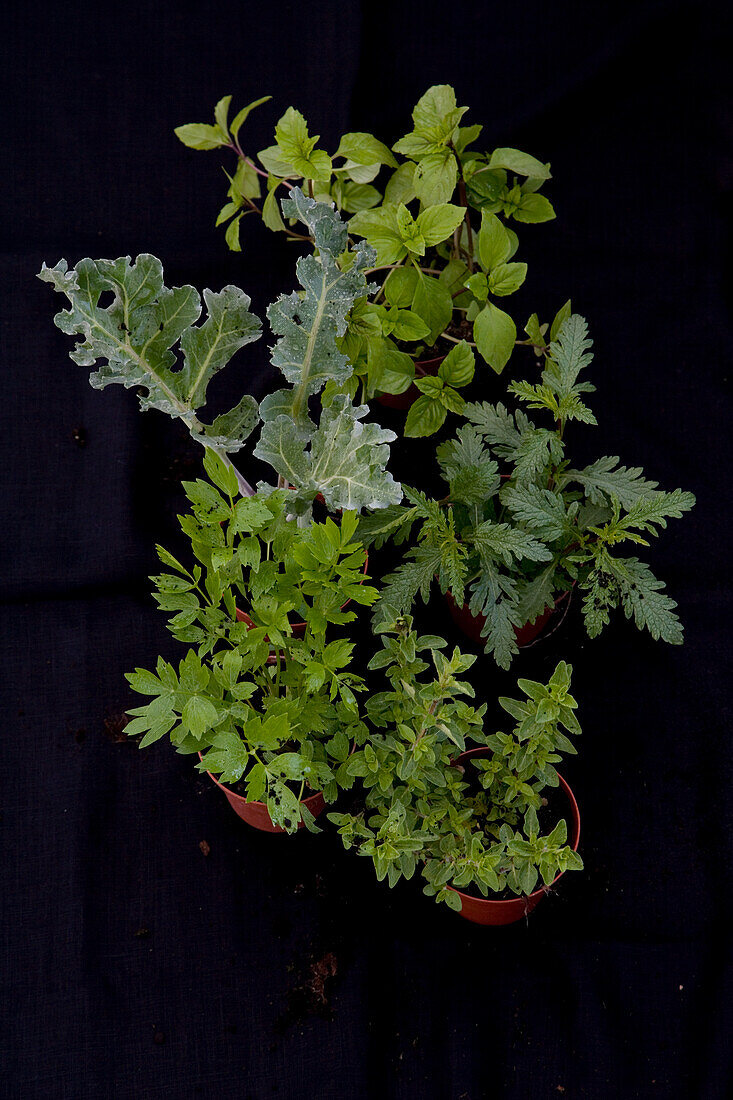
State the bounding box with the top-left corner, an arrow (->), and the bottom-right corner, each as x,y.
448,748 -> 580,925
199,753 -> 326,833
376,355 -> 445,410
444,588 -> 570,649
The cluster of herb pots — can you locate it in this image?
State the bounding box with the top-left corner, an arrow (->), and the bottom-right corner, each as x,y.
39,83 -> 693,927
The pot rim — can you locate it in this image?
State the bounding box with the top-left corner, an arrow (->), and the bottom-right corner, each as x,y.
197,751 -> 324,811
413,353 -> 446,376
448,748 -> 581,908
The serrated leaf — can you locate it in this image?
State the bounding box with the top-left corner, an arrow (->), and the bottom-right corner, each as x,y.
412,272 -> 453,345
514,193 -> 556,223
414,151 -> 458,205
182,695 -> 219,738
463,400 -> 521,454
413,84 -> 466,131
563,457 -> 661,509
436,425 -> 500,505
473,302 -> 516,373
489,148 -> 551,179
230,95 -> 272,139
477,212 -> 511,271
469,521 -> 551,567
38,256 -> 262,457
274,107 -> 331,179
231,495 -> 273,532
174,123 -> 228,150
416,203 -> 465,246
501,484 -> 569,541
404,395 -> 447,438
265,188 -> 375,413
335,132 -> 398,167
396,203 -> 426,256
255,395 -> 401,513
515,567 -> 557,626
204,394 -> 259,454
202,448 -> 239,497
438,341 -> 475,388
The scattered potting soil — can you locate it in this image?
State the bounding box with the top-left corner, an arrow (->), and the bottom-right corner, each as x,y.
103,712 -> 131,743
276,951 -> 339,1030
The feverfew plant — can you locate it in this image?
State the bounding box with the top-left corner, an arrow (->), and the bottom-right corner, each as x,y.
359,314 -> 695,666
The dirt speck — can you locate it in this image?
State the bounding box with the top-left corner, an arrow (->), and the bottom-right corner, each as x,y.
275,951 -> 339,1031
307,952 -> 338,1004
71,426 -> 87,447
104,713 -> 131,743
199,840 -> 211,857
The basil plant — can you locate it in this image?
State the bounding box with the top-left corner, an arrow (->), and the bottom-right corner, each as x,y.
176,84 -> 557,432
125,452 -> 375,832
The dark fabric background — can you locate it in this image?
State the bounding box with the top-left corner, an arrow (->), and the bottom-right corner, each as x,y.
2,2 -> 731,1097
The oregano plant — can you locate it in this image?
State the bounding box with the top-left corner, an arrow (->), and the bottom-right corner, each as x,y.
330,620 -> 583,909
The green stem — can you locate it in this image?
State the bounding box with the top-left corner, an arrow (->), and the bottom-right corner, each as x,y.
442,332 -> 476,347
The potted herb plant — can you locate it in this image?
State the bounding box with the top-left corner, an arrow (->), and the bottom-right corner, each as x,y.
175,85 -> 555,423
125,454 -> 375,832
38,188 -> 407,830
358,312 -> 695,667
38,187 -> 401,514
330,620 -> 582,924
38,80 -> 692,931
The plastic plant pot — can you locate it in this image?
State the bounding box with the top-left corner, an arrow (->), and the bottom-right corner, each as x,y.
376,355 -> 445,410
444,588 -> 571,649
448,747 -> 581,925
199,754 -> 326,833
